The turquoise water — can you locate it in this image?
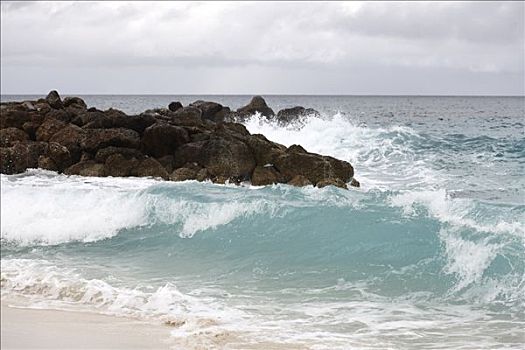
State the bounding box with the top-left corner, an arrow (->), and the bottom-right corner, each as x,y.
1,96 -> 524,349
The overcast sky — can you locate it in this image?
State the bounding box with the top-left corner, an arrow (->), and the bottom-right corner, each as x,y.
1,1 -> 523,95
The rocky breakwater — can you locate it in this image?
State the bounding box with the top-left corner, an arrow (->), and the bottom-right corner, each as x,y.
0,91 -> 359,189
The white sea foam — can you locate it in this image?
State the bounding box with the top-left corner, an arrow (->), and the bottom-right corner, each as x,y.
3,258 -> 522,350
0,258 -> 246,341
0,171 -> 285,245
389,189 -> 525,236
244,113 -> 444,192
0,171 -> 150,245
439,227 -> 501,291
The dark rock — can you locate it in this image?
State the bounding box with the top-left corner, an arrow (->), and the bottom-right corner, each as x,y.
81,128 -> 140,153
49,124 -> 85,162
222,122 -> 250,136
168,101 -> 183,112
0,141 -> 47,174
350,178 -> 360,188
174,137 -> 255,179
95,146 -> 144,163
316,178 -> 348,190
36,118 -> 67,141
71,110 -> 106,127
22,101 -> 37,111
38,156 -> 57,171
213,107 -> 231,123
131,157 -> 168,179
104,108 -> 127,119
63,96 -> 87,109
22,122 -> 39,140
113,114 -> 157,133
154,155 -> 172,173
243,134 -> 286,166
276,106 -> 320,124
142,108 -> 171,118
80,152 -> 93,162
46,109 -> 73,123
190,100 -> 223,121
47,142 -> 72,171
82,116 -> 113,129
34,102 -> 52,115
287,144 -> 307,154
65,161 -> 106,177
170,167 -> 198,181
251,165 -> 284,186
0,127 -> 29,147
0,110 -> 32,129
287,175 -> 312,187
104,154 -> 139,177
0,144 -> 28,174
273,151 -> 353,185
196,168 -> 209,182
237,96 -> 274,118
46,90 -> 63,109
171,107 -> 203,126
190,132 -> 210,142
142,123 -> 190,158
202,137 -> 255,179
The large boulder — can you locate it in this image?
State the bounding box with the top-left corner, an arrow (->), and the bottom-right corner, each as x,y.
95,146 -> 144,163
0,141 -> 47,174
276,106 -> 320,125
46,90 -> 63,109
0,127 -> 29,147
131,157 -> 169,179
104,154 -> 139,177
168,101 -> 183,112
171,107 -> 203,126
47,142 -> 72,171
22,122 -> 39,140
38,155 -> 58,171
80,128 -> 140,153
0,110 -> 32,129
317,178 -> 348,190
190,100 -> 223,122
112,114 -> 156,133
71,109 -> 106,127
251,165 -> 284,186
45,109 -> 74,123
141,123 -> 190,158
170,167 -> 198,182
237,96 -> 274,118
174,137 -> 256,179
273,145 -> 354,185
36,118 -> 67,141
49,124 -> 85,162
287,175 -> 312,187
65,161 -> 106,177
63,96 -> 87,109
243,133 -> 286,166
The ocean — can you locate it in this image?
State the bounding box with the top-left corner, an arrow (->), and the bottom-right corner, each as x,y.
1,95 -> 524,349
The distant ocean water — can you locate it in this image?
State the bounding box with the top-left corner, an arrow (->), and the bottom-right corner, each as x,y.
1,95 -> 524,349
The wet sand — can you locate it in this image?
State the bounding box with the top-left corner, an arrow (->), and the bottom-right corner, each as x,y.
1,302 -> 173,349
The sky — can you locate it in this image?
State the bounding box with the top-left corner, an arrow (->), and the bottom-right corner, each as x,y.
1,1 -> 524,95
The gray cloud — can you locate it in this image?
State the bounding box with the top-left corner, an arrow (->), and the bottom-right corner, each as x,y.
1,1 -> 523,94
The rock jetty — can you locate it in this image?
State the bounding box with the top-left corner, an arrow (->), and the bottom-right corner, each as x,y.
0,91 -> 359,189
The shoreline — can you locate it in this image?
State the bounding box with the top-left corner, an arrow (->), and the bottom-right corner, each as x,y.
1,302 -> 173,349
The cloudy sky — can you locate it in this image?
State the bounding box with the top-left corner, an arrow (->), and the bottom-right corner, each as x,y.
1,1 -> 523,95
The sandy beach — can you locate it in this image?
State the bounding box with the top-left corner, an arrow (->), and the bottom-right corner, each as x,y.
1,302 -> 173,349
